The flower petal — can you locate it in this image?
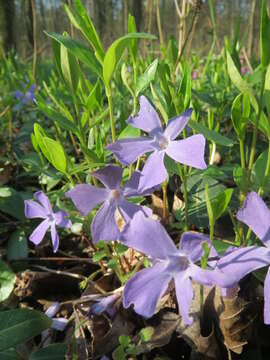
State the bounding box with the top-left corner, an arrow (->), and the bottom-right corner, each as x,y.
66,184 -> 109,216
29,219 -> 50,245
51,223 -> 59,253
51,318 -> 68,331
236,192 -> 270,247
120,211 -> 177,258
117,198 -> 151,223
127,95 -> 162,134
123,171 -> 158,197
166,135 -> 207,169
92,165 -> 123,189
189,263 -> 234,287
164,109 -> 192,140
179,232 -> 216,263
106,137 -> 155,165
138,151 -> 167,191
264,267 -> 270,324
91,200 -> 119,243
45,302 -> 60,318
34,191 -> 53,214
54,210 -> 72,228
123,262 -> 171,318
217,246 -> 270,285
174,271 -> 193,325
24,200 -> 47,219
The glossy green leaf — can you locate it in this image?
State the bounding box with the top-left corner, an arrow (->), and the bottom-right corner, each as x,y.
231,93 -> 250,139
211,188 -> 233,221
0,187 -> 25,220
118,125 -> 140,139
7,230 -> 28,261
178,62 -> 191,110
60,33 -> 80,91
103,32 -> 156,87
136,59 -> 158,96
250,110 -> 270,138
0,261 -> 15,302
128,14 -> 138,62
64,0 -> 104,62
261,0 -> 270,69
45,32 -> 102,78
34,123 -> 51,160
29,343 -> 67,360
188,120 -> 235,147
42,137 -> 67,173
0,309 -> 51,352
226,50 -> 258,113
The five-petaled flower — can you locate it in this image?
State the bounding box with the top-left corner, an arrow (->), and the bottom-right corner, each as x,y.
14,83 -> 36,104
24,191 -> 72,253
66,165 -> 153,243
120,212 -> 232,325
217,192 -> 270,324
107,96 -> 207,190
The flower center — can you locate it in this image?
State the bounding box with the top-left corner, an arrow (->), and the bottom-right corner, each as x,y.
110,189 -> 121,200
156,135 -> 169,150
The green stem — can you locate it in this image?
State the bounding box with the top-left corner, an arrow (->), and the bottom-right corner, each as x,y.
162,182 -> 168,224
106,87 -> 116,142
178,164 -> 188,230
248,68 -> 266,177
259,138 -> 270,195
239,138 -> 246,169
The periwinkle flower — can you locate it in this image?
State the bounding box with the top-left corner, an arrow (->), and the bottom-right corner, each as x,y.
120,212 -> 231,325
217,192 -> 270,324
106,96 -> 207,190
66,165 -> 153,243
89,293 -> 121,317
24,191 -> 72,252
42,302 -> 68,345
14,83 -> 36,104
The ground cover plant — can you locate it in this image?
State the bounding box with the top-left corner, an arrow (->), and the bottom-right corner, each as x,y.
2,0 -> 270,359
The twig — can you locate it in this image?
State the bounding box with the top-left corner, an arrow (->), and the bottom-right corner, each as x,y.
32,265 -> 87,280
31,0 -> 37,83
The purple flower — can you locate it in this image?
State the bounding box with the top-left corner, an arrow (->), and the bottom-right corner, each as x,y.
24,191 -> 72,253
191,69 -> 198,80
120,212 -> 232,325
14,83 -> 36,104
66,165 -> 153,243
217,192 -> 270,324
89,293 -> 121,317
106,96 -> 207,190
42,302 -> 68,345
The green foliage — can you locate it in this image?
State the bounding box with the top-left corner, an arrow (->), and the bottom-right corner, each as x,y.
0,309 -> 52,351
0,261 -> 15,302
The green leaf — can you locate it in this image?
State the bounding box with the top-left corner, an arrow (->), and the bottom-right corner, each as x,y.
118,125 -> 140,139
233,166 -> 250,193
0,309 -> 51,351
211,188 -> 233,221
188,120 -> 235,147
136,59 -> 158,96
226,50 -> 258,113
252,149 -> 270,192
34,123 -> 51,160
7,230 -> 28,261
29,343 -> 67,360
261,0 -> 270,69
60,32 -> 80,91
0,261 -> 15,302
250,110 -> 270,138
45,32 -> 102,78
0,348 -> 20,360
178,62 -> 191,110
64,0 -> 104,62
121,63 -> 134,96
128,14 -> 138,62
140,327 -> 154,342
103,32 -> 156,87
42,137 -> 67,173
0,187 -> 25,220
231,93 -> 250,139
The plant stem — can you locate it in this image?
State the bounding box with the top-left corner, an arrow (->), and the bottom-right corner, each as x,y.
162,182 -> 167,224
106,87 -> 116,142
239,138 -> 246,169
178,164 -> 188,230
248,68 -> 266,177
259,138 -> 270,195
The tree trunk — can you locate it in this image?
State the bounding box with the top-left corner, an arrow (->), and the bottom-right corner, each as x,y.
132,0 -> 142,31
25,0 -> 34,48
0,0 -> 15,53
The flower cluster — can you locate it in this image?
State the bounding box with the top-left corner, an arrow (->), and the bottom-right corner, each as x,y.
24,96 -> 270,325
14,83 -> 36,104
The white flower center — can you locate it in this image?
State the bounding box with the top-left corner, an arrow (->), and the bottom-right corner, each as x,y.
155,134 -> 169,150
